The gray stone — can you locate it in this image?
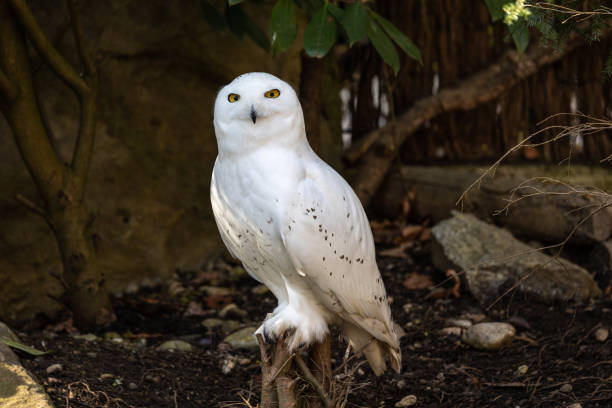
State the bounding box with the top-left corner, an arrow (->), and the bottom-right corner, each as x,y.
202,318 -> 241,334
156,340 -> 192,352
219,303 -> 247,319
222,327 -> 258,349
431,212 -> 601,303
73,333 -> 99,342
462,322 -> 515,350
46,363 -> 62,374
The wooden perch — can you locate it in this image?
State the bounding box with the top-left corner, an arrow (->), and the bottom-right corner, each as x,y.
348,33 -> 604,207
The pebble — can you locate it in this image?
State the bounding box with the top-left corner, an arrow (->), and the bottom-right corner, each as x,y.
595,327 -> 609,342
156,340 -> 193,352
567,403 -> 582,408
441,327 -> 462,336
219,303 -> 247,319
461,322 -> 515,350
447,318 -> 472,329
395,394 -> 417,407
251,285 -> 269,295
221,355 -> 237,374
559,383 -> 573,393
222,327 -> 258,349
46,363 -> 62,374
73,333 -> 99,342
86,352 -> 97,358
128,382 -> 138,390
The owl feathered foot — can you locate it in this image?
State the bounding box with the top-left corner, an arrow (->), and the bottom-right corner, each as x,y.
255,304 -> 329,350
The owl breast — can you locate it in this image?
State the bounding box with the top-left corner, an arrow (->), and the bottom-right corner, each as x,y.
210,147 -> 303,302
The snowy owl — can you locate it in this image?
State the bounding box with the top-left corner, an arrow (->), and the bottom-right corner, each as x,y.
210,72 -> 401,375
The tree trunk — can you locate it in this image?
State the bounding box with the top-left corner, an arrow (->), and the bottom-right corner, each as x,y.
0,0 -> 114,329
299,51 -> 324,155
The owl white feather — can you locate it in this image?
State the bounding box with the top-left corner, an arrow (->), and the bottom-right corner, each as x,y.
210,72 -> 401,375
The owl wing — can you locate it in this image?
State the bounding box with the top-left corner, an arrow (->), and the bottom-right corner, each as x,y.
279,158 -> 399,352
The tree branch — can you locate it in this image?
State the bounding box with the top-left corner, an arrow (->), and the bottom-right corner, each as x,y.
66,0 -> 94,76
0,67 -> 18,101
347,31 -> 607,206
9,0 -> 89,95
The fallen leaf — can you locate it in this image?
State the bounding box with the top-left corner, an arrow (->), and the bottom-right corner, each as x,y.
402,272 -> 433,290
379,242 -> 413,258
204,295 -> 233,310
446,269 -> 461,298
183,301 -> 208,317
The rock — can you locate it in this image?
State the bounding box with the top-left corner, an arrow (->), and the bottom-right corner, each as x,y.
222,327 -> 258,349
219,303 -> 247,319
462,322 -> 515,350
588,240 -> 612,290
447,318 -> 472,329
45,363 -> 62,374
0,362 -> 55,408
441,327 -> 462,336
128,382 -> 138,390
595,327 -> 609,342
431,212 -> 601,303
202,318 -> 241,334
567,403 -> 582,408
395,394 -> 417,407
73,333 -> 99,342
156,340 -> 192,352
559,383 -> 573,393
251,285 -> 269,295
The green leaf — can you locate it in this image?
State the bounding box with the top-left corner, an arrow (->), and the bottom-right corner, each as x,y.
0,337 -> 48,356
366,15 -> 399,75
201,0 -> 227,30
225,4 -> 270,50
270,0 -> 297,53
368,10 -> 422,65
341,2 -> 367,46
303,4 -> 337,58
484,0 -> 512,21
327,3 -> 344,20
509,19 -> 529,55
228,0 -> 245,6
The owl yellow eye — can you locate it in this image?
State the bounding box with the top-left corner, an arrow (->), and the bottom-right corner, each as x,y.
264,89 -> 280,98
228,93 -> 240,103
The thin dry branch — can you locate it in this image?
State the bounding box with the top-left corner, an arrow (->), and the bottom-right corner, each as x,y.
9,0 -> 89,95
528,2 -> 612,24
295,354 -> 332,408
457,112 -> 612,208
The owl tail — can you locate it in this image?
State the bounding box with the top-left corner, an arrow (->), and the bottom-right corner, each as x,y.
342,322 -> 402,376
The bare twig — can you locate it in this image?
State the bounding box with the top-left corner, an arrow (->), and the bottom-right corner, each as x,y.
295,354 -> 332,408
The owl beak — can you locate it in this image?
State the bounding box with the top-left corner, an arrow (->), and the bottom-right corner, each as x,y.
250,106 -> 257,124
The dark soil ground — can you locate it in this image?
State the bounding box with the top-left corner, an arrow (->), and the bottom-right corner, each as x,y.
15,233 -> 612,408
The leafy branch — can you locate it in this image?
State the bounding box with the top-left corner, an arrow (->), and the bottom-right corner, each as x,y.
201,0 -> 422,75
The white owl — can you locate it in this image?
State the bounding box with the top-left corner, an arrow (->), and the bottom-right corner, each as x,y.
210,72 -> 401,375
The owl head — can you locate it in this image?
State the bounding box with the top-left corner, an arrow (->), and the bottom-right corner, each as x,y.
213,72 -> 307,155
